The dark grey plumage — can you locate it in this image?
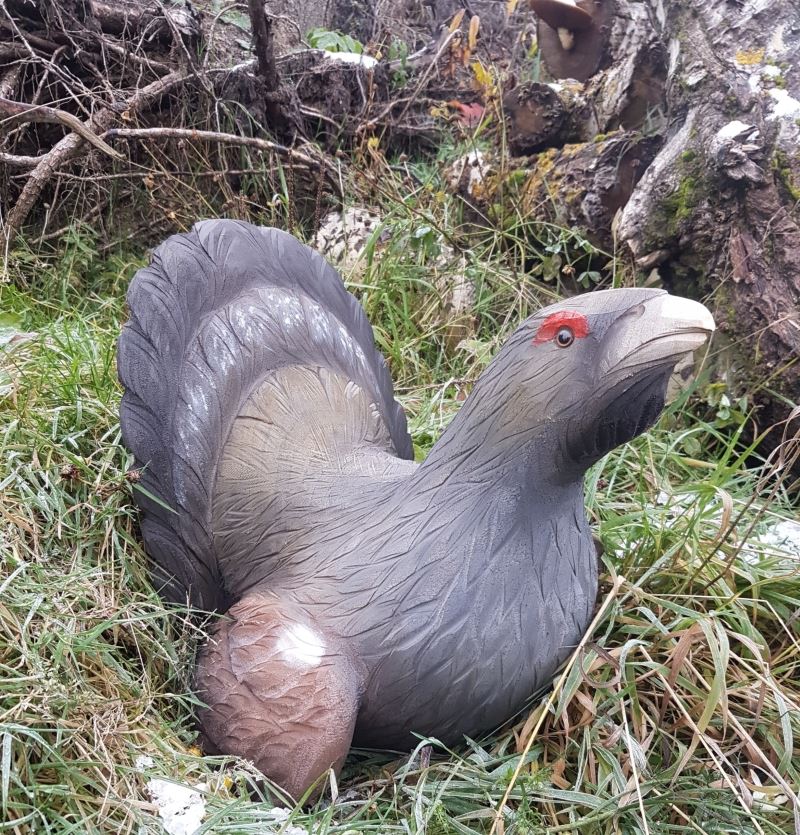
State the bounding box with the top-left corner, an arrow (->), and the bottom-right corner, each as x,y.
119,220 -> 412,611
118,220 -> 714,799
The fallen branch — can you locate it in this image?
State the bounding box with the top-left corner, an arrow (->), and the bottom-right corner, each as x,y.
0,151 -> 45,169
102,126 -> 326,171
0,17 -> 59,53
1,70 -> 188,254
87,0 -> 198,42
0,97 -> 123,160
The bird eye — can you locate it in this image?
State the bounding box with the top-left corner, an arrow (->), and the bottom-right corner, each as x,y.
555,327 -> 574,348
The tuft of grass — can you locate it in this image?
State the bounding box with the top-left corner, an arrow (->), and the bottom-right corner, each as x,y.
0,144 -> 798,834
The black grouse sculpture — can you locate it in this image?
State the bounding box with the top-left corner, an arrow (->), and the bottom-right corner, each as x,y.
118,220 -> 715,798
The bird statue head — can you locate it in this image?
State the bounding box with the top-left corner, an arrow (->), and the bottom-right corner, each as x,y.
428,288 -> 715,482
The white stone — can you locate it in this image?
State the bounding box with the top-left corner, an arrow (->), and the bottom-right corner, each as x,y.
716,120 -> 755,141
146,779 -> 207,835
768,88 -> 800,120
758,519 -> 800,558
684,68 -> 707,87
446,149 -> 491,197
767,24 -> 788,57
324,51 -> 378,69
314,207 -> 383,276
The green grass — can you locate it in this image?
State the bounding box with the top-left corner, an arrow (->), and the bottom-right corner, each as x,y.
0,148 -> 798,834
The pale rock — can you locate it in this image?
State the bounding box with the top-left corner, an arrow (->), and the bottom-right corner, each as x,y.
767,88 -> 800,120
146,779 -> 207,835
323,51 -> 378,69
314,207 -> 384,276
446,149 -> 493,199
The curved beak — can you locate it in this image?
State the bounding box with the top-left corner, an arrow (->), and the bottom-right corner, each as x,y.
599,294 -> 715,379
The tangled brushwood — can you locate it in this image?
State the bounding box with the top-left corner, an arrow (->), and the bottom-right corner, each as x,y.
0,0 -> 520,253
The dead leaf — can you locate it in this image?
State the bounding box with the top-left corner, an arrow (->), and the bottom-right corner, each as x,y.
468,15 -> 480,51
450,101 -> 485,127
448,9 -> 466,32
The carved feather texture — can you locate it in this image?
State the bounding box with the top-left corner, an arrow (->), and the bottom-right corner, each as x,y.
118,220 -> 412,610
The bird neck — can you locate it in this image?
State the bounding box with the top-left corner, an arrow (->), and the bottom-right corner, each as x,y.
406,387 -> 592,598
416,380 -> 578,498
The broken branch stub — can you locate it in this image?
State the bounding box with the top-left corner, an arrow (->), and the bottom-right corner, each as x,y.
503,81 -> 594,154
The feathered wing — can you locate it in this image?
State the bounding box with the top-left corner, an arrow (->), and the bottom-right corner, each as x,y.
118,220 -> 413,611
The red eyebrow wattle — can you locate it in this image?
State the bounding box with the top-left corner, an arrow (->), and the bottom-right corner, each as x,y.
533,310 -> 590,344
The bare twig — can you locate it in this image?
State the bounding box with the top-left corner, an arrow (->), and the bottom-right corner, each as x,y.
1,70 -> 188,254
102,126 -> 326,171
0,97 -> 123,160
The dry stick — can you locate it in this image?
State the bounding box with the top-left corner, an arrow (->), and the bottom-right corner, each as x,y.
32,167 -> 282,182
102,127 -> 325,172
640,648 -> 768,835
487,576 -> 625,835
0,69 -> 187,255
0,151 -> 44,168
0,96 -> 123,159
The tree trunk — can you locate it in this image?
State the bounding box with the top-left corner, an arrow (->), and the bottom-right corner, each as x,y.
518,0 -> 800,452
616,0 -> 800,447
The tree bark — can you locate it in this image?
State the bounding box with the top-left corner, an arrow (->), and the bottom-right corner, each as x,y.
488,132 -> 660,254
612,0 -> 800,442
515,0 -> 800,450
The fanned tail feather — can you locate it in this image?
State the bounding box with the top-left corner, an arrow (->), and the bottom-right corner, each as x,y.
118,220 -> 412,610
